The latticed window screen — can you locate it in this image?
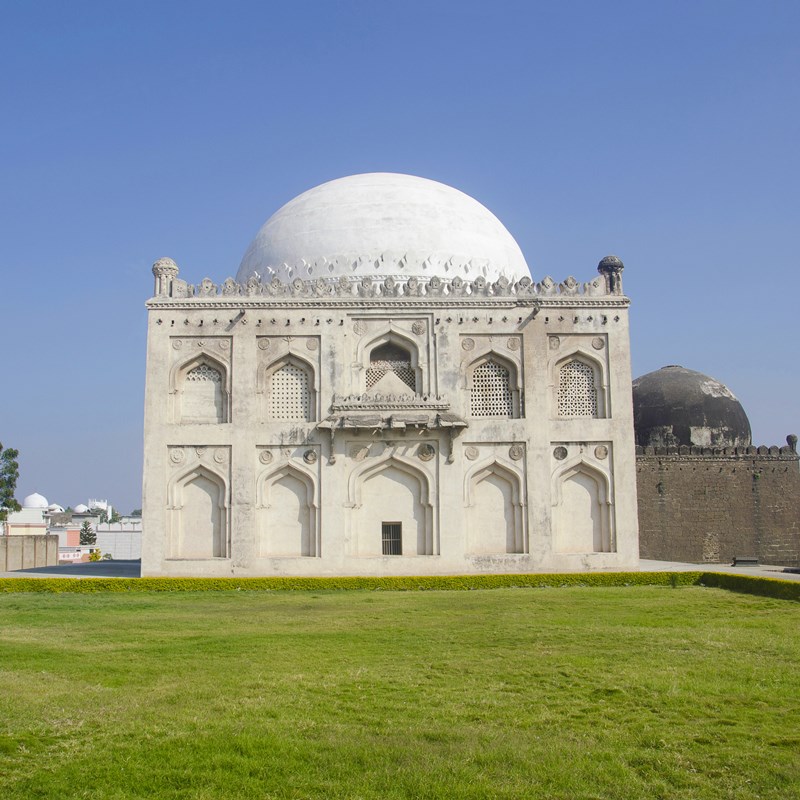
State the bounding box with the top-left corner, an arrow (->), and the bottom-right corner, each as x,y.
366,342 -> 416,392
557,360 -> 598,417
269,363 -> 311,420
382,522 -> 402,556
470,360 -> 513,417
186,363 -> 221,384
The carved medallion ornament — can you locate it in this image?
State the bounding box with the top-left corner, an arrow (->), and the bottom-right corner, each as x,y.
169,448 -> 185,464
259,450 -> 274,465
218,340 -> 229,352
172,339 -> 183,350
462,337 -> 475,351
464,446 -> 479,461
195,447 -> 206,457
509,444 -> 524,461
418,443 -> 435,462
411,321 -> 426,336
549,336 -> 560,350
594,445 -> 609,460
214,448 -> 227,464
553,446 -> 568,461
592,337 -> 605,351
303,449 -> 318,464
507,338 -> 520,351
353,320 -> 367,335
306,338 -> 319,351
257,339 -> 271,350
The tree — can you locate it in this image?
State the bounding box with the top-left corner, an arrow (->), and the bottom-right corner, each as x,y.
0,442 -> 21,522
88,507 -> 108,524
80,520 -> 96,545
109,508 -> 121,523
130,509 -> 142,517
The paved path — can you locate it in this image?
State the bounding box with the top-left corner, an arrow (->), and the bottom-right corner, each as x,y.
1,559 -> 798,581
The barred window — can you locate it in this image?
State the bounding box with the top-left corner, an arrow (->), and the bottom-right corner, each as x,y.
557,360 -> 598,417
366,342 -> 416,392
186,363 -> 221,384
470,360 -> 513,417
382,522 -> 402,556
270,363 -> 311,420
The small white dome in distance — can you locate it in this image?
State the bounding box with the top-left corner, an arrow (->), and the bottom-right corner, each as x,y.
48,504 -> 65,513
74,504 -> 89,513
22,492 -> 49,509
237,173 -> 531,284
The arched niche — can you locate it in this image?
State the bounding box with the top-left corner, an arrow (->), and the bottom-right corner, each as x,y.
551,461 -> 613,553
357,329 -> 423,395
464,460 -> 526,554
256,464 -> 318,557
260,354 -> 317,422
466,352 -> 522,418
348,456 -> 435,556
552,352 -> 607,419
171,353 -> 230,424
167,465 -> 229,559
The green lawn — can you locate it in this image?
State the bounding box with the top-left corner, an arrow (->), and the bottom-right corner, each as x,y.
0,586 -> 798,799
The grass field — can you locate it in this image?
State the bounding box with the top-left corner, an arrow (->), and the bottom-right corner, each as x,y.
0,585 -> 798,799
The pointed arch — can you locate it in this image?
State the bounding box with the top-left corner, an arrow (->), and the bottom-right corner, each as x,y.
552,351 -> 607,418
466,351 -> 522,418
171,352 -> 230,423
464,459 -> 526,554
256,463 -> 318,557
551,459 -> 613,553
348,455 -> 436,556
260,354 -> 317,421
167,464 -> 229,559
357,328 -> 423,395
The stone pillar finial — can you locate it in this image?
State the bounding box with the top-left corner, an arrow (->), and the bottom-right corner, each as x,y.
597,254 -> 624,295
152,257 -> 179,297
787,433 -> 798,453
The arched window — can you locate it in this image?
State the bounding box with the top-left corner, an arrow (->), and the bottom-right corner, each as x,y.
182,362 -> 225,423
557,359 -> 598,417
470,359 -> 513,417
366,342 -> 416,393
269,362 -> 312,421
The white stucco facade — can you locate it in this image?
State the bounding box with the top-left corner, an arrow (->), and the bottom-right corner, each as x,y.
142,174 -> 638,576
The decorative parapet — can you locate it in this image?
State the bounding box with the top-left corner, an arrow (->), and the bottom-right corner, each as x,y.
153,270 -> 615,301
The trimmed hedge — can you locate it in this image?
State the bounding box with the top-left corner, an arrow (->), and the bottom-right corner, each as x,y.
697,571 -> 800,602
0,571 -> 796,600
0,571 -> 701,594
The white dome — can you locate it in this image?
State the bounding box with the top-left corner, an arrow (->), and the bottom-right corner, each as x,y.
237,173 -> 530,284
48,504 -> 64,513
22,492 -> 48,509
74,504 -> 89,513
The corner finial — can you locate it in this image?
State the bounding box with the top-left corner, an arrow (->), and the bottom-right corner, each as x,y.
152,257 -> 179,297
788,434 -> 798,453
597,254 -> 624,295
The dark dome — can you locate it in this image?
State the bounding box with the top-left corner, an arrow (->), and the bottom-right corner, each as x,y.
632,365 -> 751,449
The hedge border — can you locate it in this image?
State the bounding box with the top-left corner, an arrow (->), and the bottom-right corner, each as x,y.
0,570 -> 796,600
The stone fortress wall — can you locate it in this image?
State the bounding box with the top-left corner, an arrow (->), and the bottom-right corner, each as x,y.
636,441 -> 800,566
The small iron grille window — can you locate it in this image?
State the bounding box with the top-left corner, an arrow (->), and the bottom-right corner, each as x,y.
557,360 -> 598,417
270,363 -> 311,420
381,522 -> 402,556
470,360 -> 513,417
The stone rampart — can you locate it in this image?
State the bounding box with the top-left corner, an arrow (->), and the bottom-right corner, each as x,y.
636,442 -> 800,566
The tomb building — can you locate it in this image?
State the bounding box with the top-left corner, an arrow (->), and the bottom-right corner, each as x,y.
141,173 -> 640,576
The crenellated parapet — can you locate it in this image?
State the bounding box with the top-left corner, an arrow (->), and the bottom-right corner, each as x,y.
150,259 -> 621,302
635,437 -> 799,460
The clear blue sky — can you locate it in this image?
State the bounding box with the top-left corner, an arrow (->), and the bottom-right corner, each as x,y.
1,1 -> 797,513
